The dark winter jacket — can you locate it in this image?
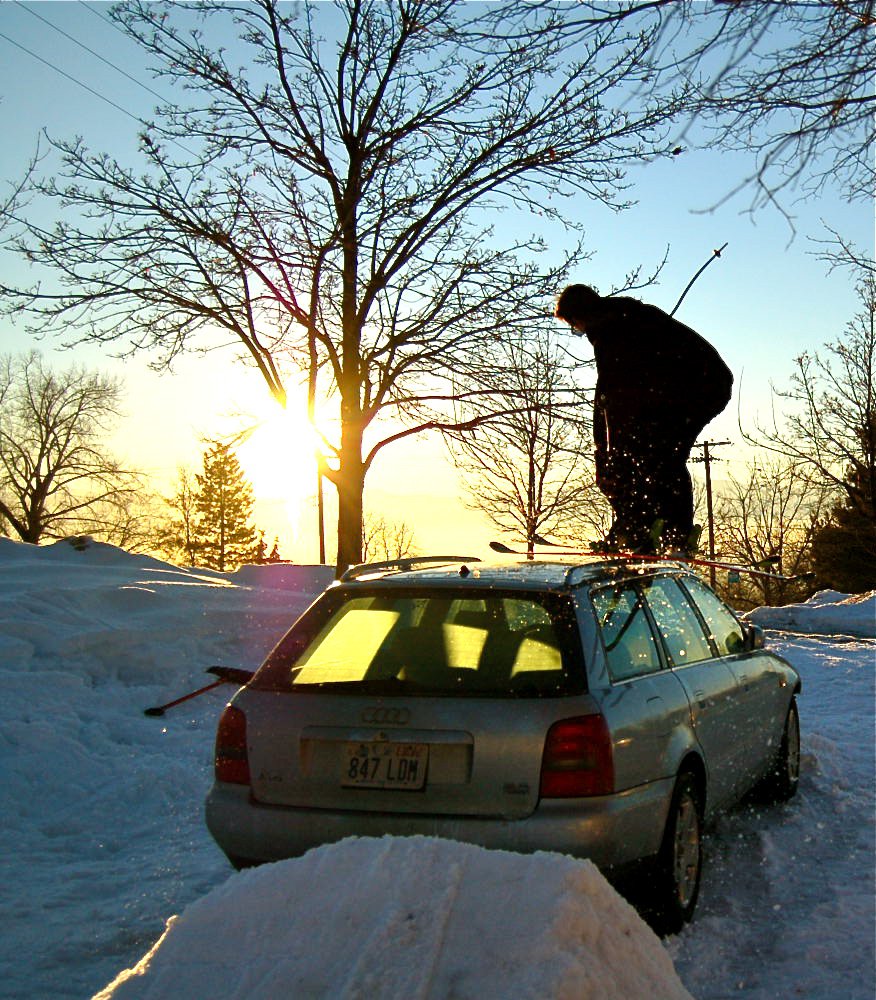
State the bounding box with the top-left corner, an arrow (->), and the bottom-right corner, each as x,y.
587,296 -> 733,437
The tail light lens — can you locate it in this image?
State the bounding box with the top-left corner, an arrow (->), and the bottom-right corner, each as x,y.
215,706 -> 250,785
540,715 -> 614,798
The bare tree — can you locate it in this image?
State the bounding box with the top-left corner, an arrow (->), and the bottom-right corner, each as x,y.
446,332 -> 608,553
713,459 -> 829,609
813,227 -> 875,280
0,1 -> 692,571
86,489 -> 165,553
153,466 -> 199,566
0,352 -> 139,544
745,273 -> 875,525
362,513 -> 417,563
671,1 -> 875,212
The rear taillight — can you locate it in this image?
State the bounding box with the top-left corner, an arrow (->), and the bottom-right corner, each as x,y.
539,715 -> 614,798
215,706 -> 250,785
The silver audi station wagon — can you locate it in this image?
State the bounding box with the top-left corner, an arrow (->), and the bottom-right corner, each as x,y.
206,555 -> 801,933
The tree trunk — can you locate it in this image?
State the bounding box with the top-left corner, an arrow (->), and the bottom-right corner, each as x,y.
336,186 -> 364,576
335,417 -> 366,575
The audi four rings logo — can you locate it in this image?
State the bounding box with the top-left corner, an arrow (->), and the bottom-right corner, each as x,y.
362,707 -> 411,725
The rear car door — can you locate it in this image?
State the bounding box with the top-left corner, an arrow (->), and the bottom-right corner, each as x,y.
680,575 -> 791,779
640,575 -> 746,809
588,582 -> 692,793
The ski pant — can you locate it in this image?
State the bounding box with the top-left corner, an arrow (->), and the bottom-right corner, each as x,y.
596,416 -> 700,552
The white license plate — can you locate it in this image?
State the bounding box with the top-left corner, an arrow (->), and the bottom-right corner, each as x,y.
342,741 -> 428,789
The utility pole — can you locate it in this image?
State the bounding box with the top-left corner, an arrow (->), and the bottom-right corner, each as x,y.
316,453 -> 327,565
689,440 -> 731,587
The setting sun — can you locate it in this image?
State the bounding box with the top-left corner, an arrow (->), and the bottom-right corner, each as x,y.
235,395 -> 326,520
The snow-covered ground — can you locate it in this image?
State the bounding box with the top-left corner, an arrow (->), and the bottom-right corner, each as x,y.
0,538 -> 873,999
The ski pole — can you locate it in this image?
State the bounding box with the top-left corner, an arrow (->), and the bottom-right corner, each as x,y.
143,665 -> 254,717
670,242 -> 728,317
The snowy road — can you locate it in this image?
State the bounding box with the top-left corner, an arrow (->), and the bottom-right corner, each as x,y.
670,633 -> 876,1000
0,541 -> 872,999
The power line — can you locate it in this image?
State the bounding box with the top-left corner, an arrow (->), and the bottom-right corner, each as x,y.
0,13 -> 200,158
14,0 -> 170,107
81,1 -> 135,43
0,29 -> 147,128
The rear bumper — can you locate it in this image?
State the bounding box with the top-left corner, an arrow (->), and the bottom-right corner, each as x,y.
205,777 -> 674,871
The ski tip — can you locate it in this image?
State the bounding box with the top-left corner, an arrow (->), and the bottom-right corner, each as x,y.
143,707 -> 165,717
206,666 -> 255,685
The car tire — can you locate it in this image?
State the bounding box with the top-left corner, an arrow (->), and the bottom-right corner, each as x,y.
756,697 -> 800,803
648,771 -> 703,936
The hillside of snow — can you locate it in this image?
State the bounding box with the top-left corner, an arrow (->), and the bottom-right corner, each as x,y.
0,538 -> 872,1000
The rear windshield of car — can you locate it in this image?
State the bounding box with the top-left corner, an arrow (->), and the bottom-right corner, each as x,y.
251,586 -> 586,697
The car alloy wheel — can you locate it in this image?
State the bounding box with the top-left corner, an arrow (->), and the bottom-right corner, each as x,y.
671,786 -> 701,911
648,771 -> 703,935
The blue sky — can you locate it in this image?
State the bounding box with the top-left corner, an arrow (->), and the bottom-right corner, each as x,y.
0,2 -> 871,561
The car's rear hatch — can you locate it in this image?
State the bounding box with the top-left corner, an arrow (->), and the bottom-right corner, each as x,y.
236,585 -> 592,820
241,690 -> 600,818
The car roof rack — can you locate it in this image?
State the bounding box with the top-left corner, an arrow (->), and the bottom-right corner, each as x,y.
561,555 -> 686,587
340,555 -> 482,582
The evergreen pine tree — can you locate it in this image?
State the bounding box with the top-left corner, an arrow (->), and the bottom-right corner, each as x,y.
811,464 -> 876,593
194,441 -> 257,571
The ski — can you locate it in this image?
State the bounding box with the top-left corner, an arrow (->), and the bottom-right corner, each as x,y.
143,665 -> 254,717
489,540 -> 813,584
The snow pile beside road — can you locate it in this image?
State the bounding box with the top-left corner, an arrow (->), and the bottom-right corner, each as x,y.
0,538 -> 325,999
745,588 -> 875,638
98,836 -> 692,1000
230,561 -> 334,592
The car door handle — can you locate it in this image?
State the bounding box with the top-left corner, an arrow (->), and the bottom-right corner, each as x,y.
738,675 -> 751,691
694,689 -> 709,708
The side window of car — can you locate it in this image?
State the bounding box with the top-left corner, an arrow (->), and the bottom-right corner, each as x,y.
641,576 -> 715,666
591,585 -> 663,683
680,577 -> 746,655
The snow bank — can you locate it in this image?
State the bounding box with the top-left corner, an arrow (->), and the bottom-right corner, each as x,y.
230,562 -> 335,592
97,836 -> 692,1000
0,538 -> 331,999
0,537 -> 331,685
0,535 -> 334,594
746,588 -> 875,638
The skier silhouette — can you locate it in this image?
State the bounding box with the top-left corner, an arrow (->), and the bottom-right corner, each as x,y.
556,284 -> 733,553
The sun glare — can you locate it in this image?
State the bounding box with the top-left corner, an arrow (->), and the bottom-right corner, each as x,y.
236,402 -> 325,516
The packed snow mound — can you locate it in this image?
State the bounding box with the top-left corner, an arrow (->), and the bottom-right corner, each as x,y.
746,588 -> 875,638
96,836 -> 693,1000
231,561 -> 334,592
0,537 -> 327,687
0,535 -> 334,594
